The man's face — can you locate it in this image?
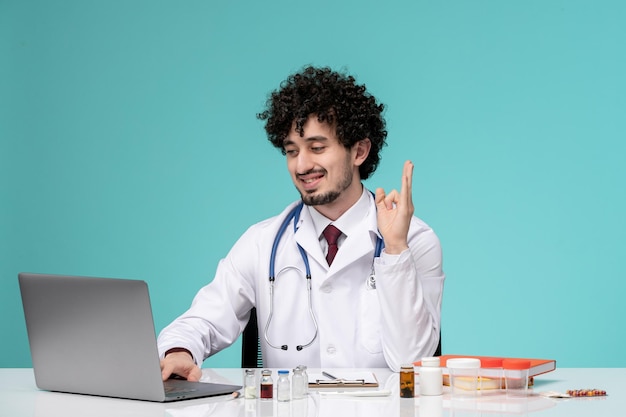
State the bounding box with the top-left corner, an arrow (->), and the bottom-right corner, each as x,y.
283,116 -> 362,209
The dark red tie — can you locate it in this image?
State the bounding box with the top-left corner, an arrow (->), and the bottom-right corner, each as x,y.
323,224 -> 342,265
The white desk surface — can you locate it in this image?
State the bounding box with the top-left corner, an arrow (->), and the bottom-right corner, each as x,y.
1,367 -> 624,416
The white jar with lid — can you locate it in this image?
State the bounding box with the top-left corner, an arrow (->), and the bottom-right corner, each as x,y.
419,356 -> 443,396
446,358 -> 481,396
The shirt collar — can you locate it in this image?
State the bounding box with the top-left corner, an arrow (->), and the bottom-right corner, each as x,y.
307,187 -> 371,240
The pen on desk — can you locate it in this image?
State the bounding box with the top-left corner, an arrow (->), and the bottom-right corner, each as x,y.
322,371 -> 339,380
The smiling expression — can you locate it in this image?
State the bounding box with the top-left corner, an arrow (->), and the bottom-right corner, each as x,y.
283,116 -> 369,218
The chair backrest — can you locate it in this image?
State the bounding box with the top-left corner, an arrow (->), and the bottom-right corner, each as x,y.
241,307 -> 263,368
241,306 -> 442,367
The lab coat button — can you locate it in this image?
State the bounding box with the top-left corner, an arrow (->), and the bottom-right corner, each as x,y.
326,345 -> 336,355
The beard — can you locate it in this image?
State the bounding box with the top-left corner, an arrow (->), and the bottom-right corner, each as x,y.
298,156 -> 354,206
301,188 -> 343,206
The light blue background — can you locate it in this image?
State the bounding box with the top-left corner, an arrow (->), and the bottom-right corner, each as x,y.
2,0 -> 624,368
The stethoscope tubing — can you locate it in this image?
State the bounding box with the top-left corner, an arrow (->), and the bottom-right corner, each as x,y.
264,199 -> 384,352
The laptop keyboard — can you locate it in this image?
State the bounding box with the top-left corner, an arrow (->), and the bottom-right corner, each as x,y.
164,380 -> 199,396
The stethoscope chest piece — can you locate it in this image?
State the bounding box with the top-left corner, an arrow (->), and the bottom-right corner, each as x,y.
366,274 -> 377,290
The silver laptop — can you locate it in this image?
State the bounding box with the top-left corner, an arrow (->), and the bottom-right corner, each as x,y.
18,272 -> 242,402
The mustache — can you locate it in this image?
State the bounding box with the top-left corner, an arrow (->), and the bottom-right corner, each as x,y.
297,168 -> 326,177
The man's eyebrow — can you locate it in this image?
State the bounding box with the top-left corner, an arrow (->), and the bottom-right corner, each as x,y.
282,135 -> 330,147
305,135 -> 330,143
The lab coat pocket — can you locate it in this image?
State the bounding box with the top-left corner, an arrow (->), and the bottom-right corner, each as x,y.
358,286 -> 382,354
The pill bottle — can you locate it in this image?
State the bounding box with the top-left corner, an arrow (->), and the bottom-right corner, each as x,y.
502,359 -> 531,396
446,358 -> 480,397
260,369 -> 273,399
479,357 -> 503,393
419,356 -> 443,396
244,369 -> 257,399
277,370 -> 291,402
399,364 -> 415,398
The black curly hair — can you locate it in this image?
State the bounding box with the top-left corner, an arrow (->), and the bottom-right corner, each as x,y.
257,66 -> 387,180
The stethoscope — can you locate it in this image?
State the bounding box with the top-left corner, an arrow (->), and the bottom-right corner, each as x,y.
264,200 -> 384,351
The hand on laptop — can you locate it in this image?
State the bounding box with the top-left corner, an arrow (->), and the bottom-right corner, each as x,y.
160,350 -> 202,382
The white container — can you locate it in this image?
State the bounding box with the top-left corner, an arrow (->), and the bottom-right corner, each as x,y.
446,358 -> 480,396
419,356 -> 443,396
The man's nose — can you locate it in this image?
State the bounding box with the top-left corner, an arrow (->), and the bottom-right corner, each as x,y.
295,150 -> 315,173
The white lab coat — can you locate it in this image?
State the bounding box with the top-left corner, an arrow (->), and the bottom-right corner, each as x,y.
158,191 -> 444,371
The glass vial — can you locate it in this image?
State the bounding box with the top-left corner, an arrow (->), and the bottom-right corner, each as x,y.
420,356 -> 443,396
244,369 -> 257,399
277,370 -> 291,402
292,366 -> 306,400
399,364 -> 415,398
300,365 -> 309,395
260,369 -> 273,399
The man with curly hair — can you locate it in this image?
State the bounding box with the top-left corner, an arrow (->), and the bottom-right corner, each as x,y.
158,66 -> 444,380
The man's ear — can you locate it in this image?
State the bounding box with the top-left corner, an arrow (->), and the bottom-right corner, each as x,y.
353,138 -> 371,166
